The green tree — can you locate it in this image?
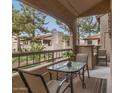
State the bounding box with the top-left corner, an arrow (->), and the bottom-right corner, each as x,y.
12,8 -> 26,51
56,20 -> 69,32
12,3 -> 49,52
31,42 -> 45,52
78,16 -> 99,38
20,3 -> 49,38
63,34 -> 70,41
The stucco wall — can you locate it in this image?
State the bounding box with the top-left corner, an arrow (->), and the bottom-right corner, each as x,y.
100,14 -> 111,61
76,45 -> 96,69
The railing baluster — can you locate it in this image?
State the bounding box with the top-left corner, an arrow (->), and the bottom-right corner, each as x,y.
33,54 -> 34,64
26,55 -> 28,65
43,53 -> 45,60
52,51 -> 54,63
18,56 -> 20,67
56,52 -> 57,58
39,54 -> 41,63
48,53 -> 49,60
59,51 -> 60,57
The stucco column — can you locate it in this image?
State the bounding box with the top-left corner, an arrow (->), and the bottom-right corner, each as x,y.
68,19 -> 78,55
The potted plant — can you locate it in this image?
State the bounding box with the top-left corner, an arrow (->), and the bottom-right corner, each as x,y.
63,51 -> 75,67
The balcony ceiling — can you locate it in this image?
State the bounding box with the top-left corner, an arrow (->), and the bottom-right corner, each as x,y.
22,0 -> 111,27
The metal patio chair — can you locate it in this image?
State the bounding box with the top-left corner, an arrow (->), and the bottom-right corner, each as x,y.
97,49 -> 107,66
76,53 -> 90,78
13,68 -> 70,93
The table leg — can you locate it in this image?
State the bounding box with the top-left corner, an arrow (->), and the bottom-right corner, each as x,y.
82,67 -> 86,88
70,74 -> 74,93
96,47 -> 98,64
65,73 -> 69,82
79,67 -> 86,88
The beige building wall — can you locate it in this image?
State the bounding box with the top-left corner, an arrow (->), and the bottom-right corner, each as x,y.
51,30 -> 63,50
51,30 -> 71,50
76,45 -> 96,69
12,35 -> 18,52
100,13 -> 111,61
12,31 -> 71,52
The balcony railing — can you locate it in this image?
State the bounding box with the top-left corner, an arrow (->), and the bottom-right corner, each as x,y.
12,49 -> 72,68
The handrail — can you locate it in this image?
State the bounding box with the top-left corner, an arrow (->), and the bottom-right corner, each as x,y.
12,49 -> 72,57
12,49 -> 72,69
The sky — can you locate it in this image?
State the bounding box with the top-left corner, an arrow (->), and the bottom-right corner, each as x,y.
12,0 -> 64,32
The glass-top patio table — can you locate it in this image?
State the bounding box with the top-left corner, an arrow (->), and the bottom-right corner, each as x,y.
47,61 -> 86,93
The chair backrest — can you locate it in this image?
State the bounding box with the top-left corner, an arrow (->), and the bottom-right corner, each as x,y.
98,49 -> 106,56
14,69 -> 49,93
76,53 -> 88,63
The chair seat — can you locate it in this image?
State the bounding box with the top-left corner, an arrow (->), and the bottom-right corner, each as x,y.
47,80 -> 69,93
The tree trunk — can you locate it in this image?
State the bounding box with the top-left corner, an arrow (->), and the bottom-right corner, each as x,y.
17,33 -> 21,52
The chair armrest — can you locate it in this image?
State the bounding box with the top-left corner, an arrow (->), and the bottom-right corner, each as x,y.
56,78 -> 69,93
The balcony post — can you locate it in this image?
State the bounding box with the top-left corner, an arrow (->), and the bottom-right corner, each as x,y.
69,19 -> 78,59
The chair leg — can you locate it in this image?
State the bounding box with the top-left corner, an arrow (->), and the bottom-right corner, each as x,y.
86,64 -> 90,78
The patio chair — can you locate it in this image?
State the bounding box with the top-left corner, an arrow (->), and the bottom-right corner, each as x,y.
97,49 -> 107,66
76,53 -> 90,78
13,68 -> 70,93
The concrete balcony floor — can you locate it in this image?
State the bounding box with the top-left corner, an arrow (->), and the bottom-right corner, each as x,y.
84,62 -> 111,93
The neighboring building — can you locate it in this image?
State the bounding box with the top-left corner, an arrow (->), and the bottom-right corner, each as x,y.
12,30 -> 71,52
83,33 -> 100,45
12,35 -> 32,52
79,39 -> 85,45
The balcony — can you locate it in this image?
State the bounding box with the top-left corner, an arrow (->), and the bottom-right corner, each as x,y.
12,0 -> 111,93
12,47 -> 111,93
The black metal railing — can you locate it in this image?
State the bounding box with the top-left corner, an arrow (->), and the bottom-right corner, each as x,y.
12,49 -> 72,68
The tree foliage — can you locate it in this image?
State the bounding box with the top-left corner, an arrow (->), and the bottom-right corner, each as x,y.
12,8 -> 26,34
31,42 -> 45,52
56,16 -> 99,39
56,20 -> 69,32
12,2 -> 49,52
63,34 -> 70,41
20,4 -> 49,37
63,51 -> 75,59
13,3 -> 49,37
78,16 -> 99,38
